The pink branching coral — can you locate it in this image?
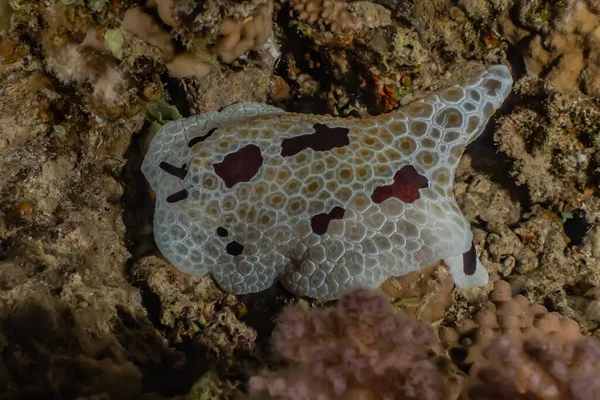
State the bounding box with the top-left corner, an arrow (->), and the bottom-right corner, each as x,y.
249,288 -> 442,400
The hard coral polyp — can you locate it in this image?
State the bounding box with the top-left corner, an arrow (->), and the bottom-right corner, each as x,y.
142,65 -> 513,299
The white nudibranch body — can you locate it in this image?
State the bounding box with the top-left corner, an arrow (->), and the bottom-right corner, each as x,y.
142,65 -> 513,299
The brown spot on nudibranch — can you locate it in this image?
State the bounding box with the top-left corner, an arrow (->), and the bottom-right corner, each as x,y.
463,242 -> 477,275
310,207 -> 346,235
214,144 -> 263,188
280,123 -> 350,157
217,227 -> 228,237
339,168 -> 353,181
370,165 -> 429,204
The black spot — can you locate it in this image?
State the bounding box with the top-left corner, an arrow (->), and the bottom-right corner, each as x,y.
216,227 -> 228,237
188,127 -> 217,147
280,123 -> 350,157
226,241 -> 244,256
310,207 -> 346,235
159,161 -> 188,180
166,189 -> 188,203
214,144 -> 264,188
462,243 -> 477,276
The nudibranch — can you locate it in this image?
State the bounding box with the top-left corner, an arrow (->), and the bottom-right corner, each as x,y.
142,65 -> 513,300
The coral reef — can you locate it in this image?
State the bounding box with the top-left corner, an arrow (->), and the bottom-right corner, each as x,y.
0,35 -> 164,398
1,0 -> 600,397
250,284 -> 600,399
249,288 -> 444,400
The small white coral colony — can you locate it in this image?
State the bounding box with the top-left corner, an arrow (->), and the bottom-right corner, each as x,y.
142,65 -> 513,300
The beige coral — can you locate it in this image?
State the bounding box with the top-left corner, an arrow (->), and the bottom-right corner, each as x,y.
216,1 -> 273,63
466,335 -> 600,399
502,0 -> 600,96
441,280 -> 581,365
438,280 -> 600,399
289,0 -> 361,32
166,52 -> 212,79
380,261 -> 454,322
147,0 -> 182,28
122,7 -> 175,61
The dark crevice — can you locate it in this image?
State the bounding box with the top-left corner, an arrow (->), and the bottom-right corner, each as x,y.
273,4 -> 367,115
241,284 -> 293,350
159,71 -> 191,118
121,134 -> 158,260
562,210 -> 589,247
466,87 -> 534,214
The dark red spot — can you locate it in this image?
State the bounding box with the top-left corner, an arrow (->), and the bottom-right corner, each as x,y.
370,165 -> 428,204
463,243 -> 477,276
280,123 -> 350,157
310,206 -> 346,235
214,145 -> 263,188
226,241 -> 244,256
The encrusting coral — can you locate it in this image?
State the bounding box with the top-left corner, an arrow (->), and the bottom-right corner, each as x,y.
249,287 -> 443,400
289,0 -> 361,32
